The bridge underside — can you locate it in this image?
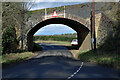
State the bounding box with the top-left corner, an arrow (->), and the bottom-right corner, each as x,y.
27,18 -> 90,51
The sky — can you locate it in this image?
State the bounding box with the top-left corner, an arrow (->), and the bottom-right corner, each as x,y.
31,2 -> 83,35
34,24 -> 76,35
30,2 -> 83,11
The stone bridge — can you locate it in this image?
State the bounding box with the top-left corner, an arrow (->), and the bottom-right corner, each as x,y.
25,10 -> 91,51
25,10 -> 113,51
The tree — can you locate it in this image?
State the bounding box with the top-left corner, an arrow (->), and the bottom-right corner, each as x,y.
18,1 -> 36,50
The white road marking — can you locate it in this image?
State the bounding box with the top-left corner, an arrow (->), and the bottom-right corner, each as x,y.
67,62 -> 83,80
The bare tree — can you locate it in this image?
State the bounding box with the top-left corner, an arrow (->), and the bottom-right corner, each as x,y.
19,0 -> 36,50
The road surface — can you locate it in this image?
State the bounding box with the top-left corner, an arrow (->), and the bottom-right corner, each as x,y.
2,43 -> 120,80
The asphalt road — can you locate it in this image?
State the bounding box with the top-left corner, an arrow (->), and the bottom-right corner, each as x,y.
2,43 -> 120,80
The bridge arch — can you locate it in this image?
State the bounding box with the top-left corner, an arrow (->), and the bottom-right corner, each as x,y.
27,18 -> 90,51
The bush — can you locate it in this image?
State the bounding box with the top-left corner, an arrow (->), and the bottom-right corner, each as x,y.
33,43 -> 42,51
2,25 -> 18,54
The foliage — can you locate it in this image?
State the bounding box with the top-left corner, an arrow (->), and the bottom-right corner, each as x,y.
2,25 -> 18,54
33,43 -> 42,51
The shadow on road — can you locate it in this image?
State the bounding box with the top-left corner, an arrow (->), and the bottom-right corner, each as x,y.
2,56 -> 120,79
2,56 -> 82,78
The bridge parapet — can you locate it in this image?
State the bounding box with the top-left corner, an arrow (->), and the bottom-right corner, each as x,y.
41,13 -> 90,28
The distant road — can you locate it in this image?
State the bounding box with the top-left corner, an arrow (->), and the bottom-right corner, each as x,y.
2,43 -> 120,79
35,43 -> 73,58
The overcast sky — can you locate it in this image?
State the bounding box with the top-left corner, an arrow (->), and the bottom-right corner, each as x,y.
32,2 -> 82,35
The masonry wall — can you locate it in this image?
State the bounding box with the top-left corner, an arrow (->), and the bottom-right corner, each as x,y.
97,13 -> 114,48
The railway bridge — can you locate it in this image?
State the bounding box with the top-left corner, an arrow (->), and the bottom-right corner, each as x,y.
26,8 -> 91,51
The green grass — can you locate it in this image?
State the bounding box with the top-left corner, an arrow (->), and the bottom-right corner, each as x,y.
77,50 -> 120,69
1,52 -> 36,65
35,40 -> 71,46
34,35 -> 76,42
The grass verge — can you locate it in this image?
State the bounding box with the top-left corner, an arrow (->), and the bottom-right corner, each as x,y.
1,52 -> 37,67
77,50 -> 120,69
35,40 -> 71,46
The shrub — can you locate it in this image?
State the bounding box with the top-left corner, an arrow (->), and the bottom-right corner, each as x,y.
2,25 -> 18,54
33,43 -> 42,51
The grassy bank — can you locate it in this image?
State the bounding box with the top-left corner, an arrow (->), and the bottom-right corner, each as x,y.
1,52 -> 37,66
77,50 -> 120,69
35,40 -> 71,46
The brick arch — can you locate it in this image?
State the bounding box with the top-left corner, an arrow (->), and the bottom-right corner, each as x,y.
27,18 -> 89,51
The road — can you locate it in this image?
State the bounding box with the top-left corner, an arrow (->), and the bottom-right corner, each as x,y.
2,43 -> 120,80
35,43 -> 73,58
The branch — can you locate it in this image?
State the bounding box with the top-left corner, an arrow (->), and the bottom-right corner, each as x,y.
19,0 -> 36,12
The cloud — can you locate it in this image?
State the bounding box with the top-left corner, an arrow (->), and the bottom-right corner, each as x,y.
34,24 -> 76,35
30,2 -> 83,10
31,2 -> 54,10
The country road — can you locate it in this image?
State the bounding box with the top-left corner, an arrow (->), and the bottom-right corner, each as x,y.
2,43 -> 120,80
35,43 -> 73,58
